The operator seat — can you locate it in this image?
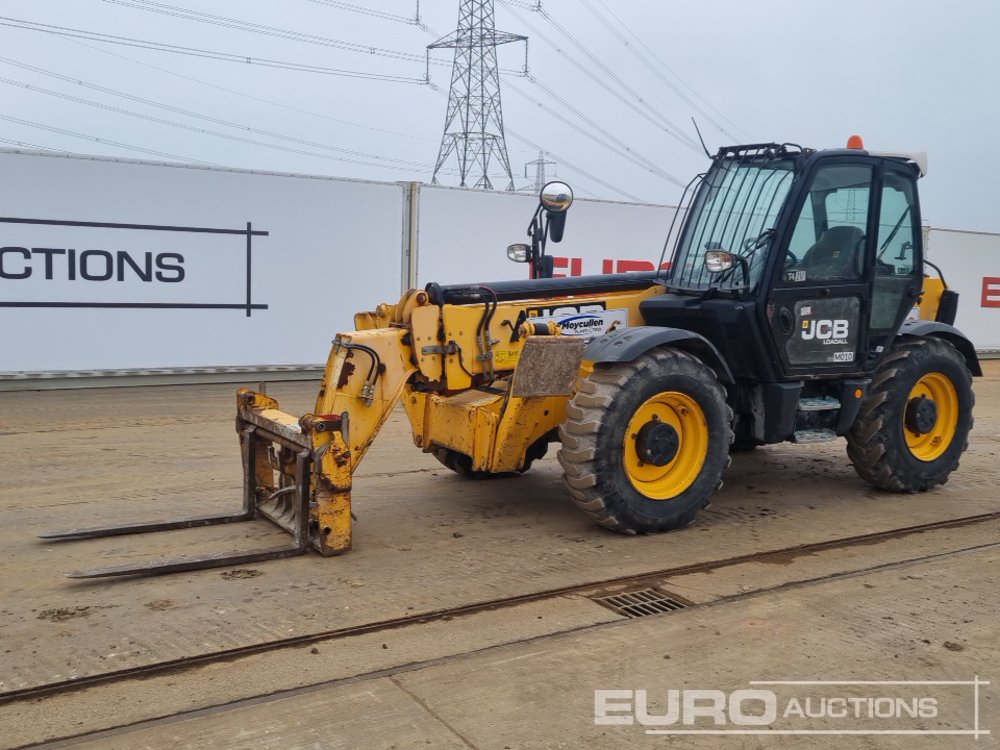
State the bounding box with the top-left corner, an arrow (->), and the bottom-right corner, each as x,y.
801,225 -> 864,280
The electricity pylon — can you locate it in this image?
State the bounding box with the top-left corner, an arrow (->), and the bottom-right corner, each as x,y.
525,150 -> 556,192
428,0 -> 526,191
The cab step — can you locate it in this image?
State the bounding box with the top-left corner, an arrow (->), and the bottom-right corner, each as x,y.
797,397 -> 841,412
793,428 -> 838,444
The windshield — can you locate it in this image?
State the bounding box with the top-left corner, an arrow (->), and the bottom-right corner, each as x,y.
668,156 -> 795,292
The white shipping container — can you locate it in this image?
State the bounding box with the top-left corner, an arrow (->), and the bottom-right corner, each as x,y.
926,227 -> 1000,350
0,150 -> 406,372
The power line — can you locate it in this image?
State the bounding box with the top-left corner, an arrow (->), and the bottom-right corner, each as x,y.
101,0 -> 433,66
0,56 -> 434,170
507,76 -> 685,187
64,37 -> 437,145
101,1 -> 526,76
0,17 -> 428,82
496,1 -> 703,155
504,125 -> 643,202
306,0 -> 420,26
589,0 -> 749,140
0,114 -> 217,164
0,136 -> 71,154
576,0 -> 740,141
2,5 -> 657,196
0,74 -> 440,174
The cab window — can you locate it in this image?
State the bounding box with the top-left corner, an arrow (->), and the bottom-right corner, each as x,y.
783,165 -> 873,283
875,174 -> 918,278
870,171 -> 920,331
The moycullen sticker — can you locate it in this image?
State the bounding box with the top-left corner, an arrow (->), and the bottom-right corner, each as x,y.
532,308 -> 628,340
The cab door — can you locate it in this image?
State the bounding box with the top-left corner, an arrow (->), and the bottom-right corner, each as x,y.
867,166 -> 923,358
767,161 -> 874,375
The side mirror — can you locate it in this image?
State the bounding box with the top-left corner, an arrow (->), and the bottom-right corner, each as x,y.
548,213 -> 568,244
540,181 -> 573,213
704,250 -> 735,273
507,243 -> 530,262
513,181 -> 574,279
540,181 -> 573,244
704,249 -> 750,293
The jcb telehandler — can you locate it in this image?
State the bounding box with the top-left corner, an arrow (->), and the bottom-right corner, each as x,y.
45,138 -> 979,577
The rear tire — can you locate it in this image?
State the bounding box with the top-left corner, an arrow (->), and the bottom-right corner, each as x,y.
558,348 -> 733,534
847,337 -> 973,492
431,439 -> 546,478
431,448 -> 491,479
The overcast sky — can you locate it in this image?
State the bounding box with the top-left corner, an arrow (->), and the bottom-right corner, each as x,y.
1,0 -> 997,232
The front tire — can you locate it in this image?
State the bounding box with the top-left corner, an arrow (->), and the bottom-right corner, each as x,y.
558,348 -> 733,534
847,337 -> 974,492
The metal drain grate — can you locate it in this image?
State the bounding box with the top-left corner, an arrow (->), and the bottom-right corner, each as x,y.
589,588 -> 689,618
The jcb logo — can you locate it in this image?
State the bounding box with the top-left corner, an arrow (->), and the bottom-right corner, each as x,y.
802,319 -> 849,341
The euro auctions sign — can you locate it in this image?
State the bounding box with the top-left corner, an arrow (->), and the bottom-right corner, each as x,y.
0,215 -> 268,317
594,678 -> 990,738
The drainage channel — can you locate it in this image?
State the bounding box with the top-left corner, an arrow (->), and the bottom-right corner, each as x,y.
2,510 -> 997,706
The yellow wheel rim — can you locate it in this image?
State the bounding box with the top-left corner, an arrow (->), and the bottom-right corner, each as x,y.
622,391 -> 708,500
904,372 -> 958,462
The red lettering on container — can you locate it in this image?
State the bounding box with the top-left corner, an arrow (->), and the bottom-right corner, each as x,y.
551,256 -> 583,277
982,277 -> 1000,307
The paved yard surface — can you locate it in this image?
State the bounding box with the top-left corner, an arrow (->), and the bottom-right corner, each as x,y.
0,362 -> 996,748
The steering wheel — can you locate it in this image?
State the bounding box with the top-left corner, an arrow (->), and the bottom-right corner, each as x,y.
852,234 -> 866,276
784,250 -> 798,268
743,229 -> 775,253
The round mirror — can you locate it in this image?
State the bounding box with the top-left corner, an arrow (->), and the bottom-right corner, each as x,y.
539,181 -> 573,213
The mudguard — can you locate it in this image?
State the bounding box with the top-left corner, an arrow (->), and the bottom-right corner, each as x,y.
584,326 -> 735,384
897,320 -> 982,377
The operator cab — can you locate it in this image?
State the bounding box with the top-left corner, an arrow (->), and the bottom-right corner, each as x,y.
642,138 -> 934,381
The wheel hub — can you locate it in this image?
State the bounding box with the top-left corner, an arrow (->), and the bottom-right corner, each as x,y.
622,390 -> 708,501
635,419 -> 680,466
905,395 -> 938,435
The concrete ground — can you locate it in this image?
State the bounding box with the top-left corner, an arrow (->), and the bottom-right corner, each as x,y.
60,543 -> 999,750
0,363 -> 997,748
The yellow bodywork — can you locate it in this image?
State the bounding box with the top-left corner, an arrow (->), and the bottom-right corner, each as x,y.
236,283 -> 663,555
917,276 -> 947,320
